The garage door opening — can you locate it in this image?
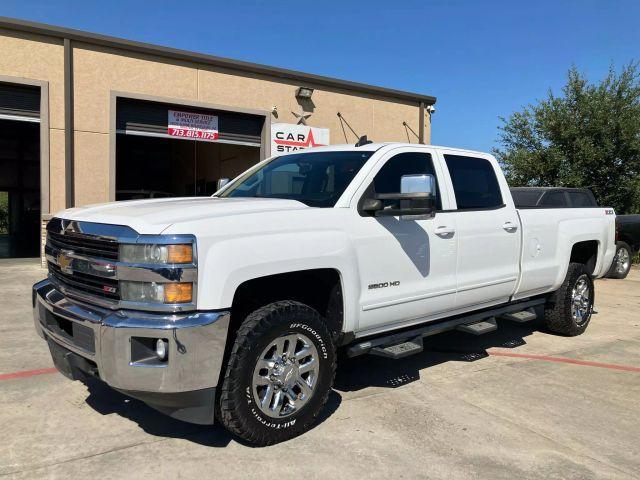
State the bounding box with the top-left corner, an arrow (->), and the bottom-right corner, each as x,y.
0,83 -> 41,259
116,135 -> 259,199
115,98 -> 264,201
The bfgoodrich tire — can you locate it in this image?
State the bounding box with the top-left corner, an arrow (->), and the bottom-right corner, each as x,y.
544,262 -> 594,336
607,242 -> 632,279
218,301 -> 336,446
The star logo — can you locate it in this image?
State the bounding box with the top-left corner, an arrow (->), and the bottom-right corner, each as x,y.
292,110 -> 312,125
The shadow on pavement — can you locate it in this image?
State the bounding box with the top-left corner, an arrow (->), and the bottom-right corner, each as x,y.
334,317 -> 543,393
83,377 -> 233,447
82,376 -> 343,448
80,316 -> 541,444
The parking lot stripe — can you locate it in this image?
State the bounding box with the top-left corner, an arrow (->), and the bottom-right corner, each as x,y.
488,350 -> 640,372
2,349 -> 639,382
0,367 -> 58,381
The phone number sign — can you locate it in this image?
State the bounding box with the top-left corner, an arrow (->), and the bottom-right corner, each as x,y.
168,110 -> 219,141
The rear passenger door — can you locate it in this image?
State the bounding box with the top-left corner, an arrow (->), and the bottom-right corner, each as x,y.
439,151 -> 521,309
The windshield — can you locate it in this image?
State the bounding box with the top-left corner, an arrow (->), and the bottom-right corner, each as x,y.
218,150 -> 374,207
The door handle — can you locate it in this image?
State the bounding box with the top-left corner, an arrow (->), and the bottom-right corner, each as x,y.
502,221 -> 518,232
435,226 -> 456,236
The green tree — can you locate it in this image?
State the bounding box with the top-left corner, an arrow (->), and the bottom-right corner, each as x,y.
0,192 -> 8,234
495,63 -> 640,214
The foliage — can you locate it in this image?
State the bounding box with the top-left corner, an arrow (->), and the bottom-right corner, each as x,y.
0,192 -> 8,234
495,63 -> 640,214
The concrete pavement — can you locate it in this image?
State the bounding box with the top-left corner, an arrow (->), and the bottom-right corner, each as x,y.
1,260 -> 639,479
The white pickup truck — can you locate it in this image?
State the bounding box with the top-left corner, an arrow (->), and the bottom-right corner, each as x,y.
33,142 -> 616,445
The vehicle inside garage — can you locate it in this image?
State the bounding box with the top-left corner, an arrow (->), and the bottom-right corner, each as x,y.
115,98 -> 263,200
0,84 -> 40,258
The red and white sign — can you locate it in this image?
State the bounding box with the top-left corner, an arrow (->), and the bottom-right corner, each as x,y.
271,123 -> 329,153
168,110 -> 219,141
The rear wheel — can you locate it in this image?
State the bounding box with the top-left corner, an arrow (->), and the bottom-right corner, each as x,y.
607,242 -> 632,279
218,301 -> 336,446
544,262 -> 594,336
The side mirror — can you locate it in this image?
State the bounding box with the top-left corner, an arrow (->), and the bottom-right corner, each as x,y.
401,174 -> 436,196
363,174 -> 437,218
216,178 -> 230,190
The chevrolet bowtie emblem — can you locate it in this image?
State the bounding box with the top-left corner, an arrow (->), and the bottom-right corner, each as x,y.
57,250 -> 74,275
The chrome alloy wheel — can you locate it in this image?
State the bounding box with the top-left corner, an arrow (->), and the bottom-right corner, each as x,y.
571,274 -> 592,325
252,333 -> 319,418
615,247 -> 630,275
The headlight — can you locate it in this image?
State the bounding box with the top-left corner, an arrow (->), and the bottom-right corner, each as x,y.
120,281 -> 193,304
119,244 -> 193,264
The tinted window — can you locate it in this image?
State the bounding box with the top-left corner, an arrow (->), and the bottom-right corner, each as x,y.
444,155 -> 503,209
511,189 -> 544,207
539,191 -> 568,207
220,151 -> 372,207
372,152 -> 441,209
568,192 -> 596,207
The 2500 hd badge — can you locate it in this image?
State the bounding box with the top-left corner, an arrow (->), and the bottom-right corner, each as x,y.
368,281 -> 401,290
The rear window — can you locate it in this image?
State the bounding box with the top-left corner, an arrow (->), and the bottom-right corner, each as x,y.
568,192 -> 596,207
539,191 -> 568,207
444,155 -> 503,209
511,190 -> 543,207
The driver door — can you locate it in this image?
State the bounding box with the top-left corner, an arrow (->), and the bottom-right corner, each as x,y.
349,147 -> 458,334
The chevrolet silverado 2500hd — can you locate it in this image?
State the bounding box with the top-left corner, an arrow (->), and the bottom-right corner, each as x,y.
33,143 -> 616,445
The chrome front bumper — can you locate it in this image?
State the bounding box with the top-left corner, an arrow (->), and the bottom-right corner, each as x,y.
33,279 -> 230,424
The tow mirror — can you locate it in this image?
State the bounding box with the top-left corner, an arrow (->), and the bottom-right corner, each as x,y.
216,178 -> 230,190
401,174 -> 435,196
362,174 -> 437,218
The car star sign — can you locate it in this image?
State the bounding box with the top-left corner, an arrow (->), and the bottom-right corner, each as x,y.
168,110 -> 219,141
271,123 -> 329,153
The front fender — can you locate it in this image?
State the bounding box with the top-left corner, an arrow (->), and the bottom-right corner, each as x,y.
196,230 -> 361,333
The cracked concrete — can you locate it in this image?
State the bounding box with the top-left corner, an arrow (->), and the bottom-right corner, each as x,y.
1,260 -> 639,479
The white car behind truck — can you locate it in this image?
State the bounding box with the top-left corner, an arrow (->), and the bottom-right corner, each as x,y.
33,142 -> 616,445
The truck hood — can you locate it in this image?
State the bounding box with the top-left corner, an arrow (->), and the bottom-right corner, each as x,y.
57,197 -> 309,234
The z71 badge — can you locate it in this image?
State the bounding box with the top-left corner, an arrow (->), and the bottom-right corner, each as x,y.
368,281 -> 400,290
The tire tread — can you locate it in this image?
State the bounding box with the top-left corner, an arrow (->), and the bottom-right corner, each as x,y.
544,262 -> 593,336
218,300 -> 336,446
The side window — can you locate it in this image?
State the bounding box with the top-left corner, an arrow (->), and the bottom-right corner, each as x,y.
539,191 -> 568,207
371,152 -> 441,209
444,155 -> 503,209
568,192 -> 596,207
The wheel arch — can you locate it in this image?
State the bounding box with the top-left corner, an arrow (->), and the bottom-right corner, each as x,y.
216,268 -> 346,369
569,240 -> 599,275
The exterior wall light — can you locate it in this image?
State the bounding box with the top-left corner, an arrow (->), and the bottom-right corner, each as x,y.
295,87 -> 314,99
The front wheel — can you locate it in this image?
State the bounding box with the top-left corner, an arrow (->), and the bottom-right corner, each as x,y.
218,301 -> 336,446
544,262 -> 594,336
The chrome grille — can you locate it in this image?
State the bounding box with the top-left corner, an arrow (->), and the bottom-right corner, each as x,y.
48,262 -> 120,301
48,230 -> 119,260
44,218 -> 198,312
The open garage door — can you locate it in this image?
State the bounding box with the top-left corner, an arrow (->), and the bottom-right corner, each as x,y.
0,83 -> 40,258
115,98 -> 264,200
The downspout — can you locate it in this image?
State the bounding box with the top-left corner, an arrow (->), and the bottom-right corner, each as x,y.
64,38 -> 74,207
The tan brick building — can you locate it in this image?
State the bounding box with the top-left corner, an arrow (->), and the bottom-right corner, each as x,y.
0,17 -> 436,259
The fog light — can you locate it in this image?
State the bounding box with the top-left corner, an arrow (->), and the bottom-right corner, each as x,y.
155,339 -> 168,361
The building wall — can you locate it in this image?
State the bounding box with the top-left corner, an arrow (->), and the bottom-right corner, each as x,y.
0,29 -> 66,213
0,28 -> 432,214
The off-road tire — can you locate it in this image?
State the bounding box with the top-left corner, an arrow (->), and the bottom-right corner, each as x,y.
606,242 -> 632,279
544,262 -> 594,336
218,301 -> 337,446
